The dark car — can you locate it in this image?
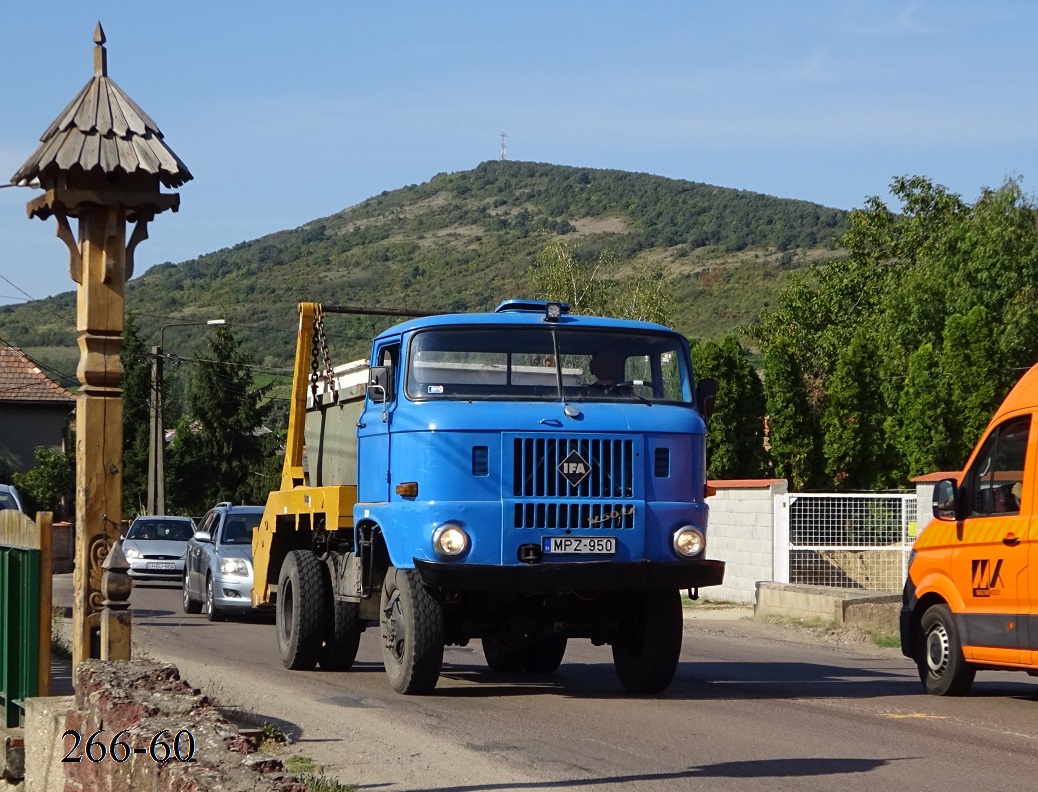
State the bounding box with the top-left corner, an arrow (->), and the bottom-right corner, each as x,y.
121,515 -> 197,580
183,502 -> 264,621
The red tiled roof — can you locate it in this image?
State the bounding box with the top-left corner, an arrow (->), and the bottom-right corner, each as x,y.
911,471 -> 960,483
0,346 -> 74,404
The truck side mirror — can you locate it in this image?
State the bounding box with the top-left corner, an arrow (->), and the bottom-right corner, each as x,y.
696,378 -> 717,420
368,366 -> 393,403
932,478 -> 960,521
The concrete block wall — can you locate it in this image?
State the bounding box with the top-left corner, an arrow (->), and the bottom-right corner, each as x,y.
704,479 -> 787,604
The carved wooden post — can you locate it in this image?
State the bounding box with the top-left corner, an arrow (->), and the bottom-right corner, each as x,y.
11,23 -> 191,667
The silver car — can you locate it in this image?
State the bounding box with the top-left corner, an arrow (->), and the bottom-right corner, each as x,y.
183,503 -> 263,621
0,484 -> 25,513
121,516 -> 196,580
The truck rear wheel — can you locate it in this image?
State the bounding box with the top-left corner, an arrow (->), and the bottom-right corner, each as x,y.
277,550 -> 327,670
481,638 -> 526,673
320,597 -> 362,671
612,588 -> 683,694
917,604 -> 976,696
523,635 -> 568,674
380,566 -> 444,694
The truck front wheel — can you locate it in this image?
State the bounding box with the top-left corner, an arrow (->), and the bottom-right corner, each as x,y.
917,604 -> 976,696
380,567 -> 444,694
611,588 -> 683,694
277,550 -> 327,670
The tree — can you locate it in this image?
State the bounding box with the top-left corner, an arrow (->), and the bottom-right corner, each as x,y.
13,445 -> 74,521
532,238 -> 671,324
165,327 -> 275,515
691,336 -> 769,479
750,175 -> 1038,488
121,313 -> 152,517
761,340 -> 820,490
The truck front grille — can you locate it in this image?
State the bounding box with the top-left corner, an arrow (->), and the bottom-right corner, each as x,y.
513,501 -> 636,530
510,436 -> 637,528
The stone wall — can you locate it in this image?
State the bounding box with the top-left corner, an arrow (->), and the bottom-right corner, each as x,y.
705,479 -> 787,604
27,661 -> 308,792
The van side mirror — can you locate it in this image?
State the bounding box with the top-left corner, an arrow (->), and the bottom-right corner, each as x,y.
696,378 -> 717,420
368,366 -> 392,403
932,478 -> 960,521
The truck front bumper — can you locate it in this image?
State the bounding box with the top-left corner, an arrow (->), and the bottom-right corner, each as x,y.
413,558 -> 725,593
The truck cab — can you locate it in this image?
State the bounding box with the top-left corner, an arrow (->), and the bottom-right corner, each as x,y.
255,300 -> 723,694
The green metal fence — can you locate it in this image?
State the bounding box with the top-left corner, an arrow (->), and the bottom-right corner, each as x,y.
0,510 -> 51,728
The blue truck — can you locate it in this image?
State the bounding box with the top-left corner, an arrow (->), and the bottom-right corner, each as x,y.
253,300 -> 724,694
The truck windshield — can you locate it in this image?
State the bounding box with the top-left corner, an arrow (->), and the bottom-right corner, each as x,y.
405,327 -> 693,403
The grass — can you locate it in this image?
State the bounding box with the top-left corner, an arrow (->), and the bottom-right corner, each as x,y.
285,755 -> 358,792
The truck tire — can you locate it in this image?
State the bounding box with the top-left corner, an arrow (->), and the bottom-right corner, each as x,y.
320,596 -> 362,671
611,588 -> 683,694
182,570 -> 202,614
523,635 -> 568,674
277,550 -> 327,670
481,638 -> 526,673
917,604 -> 976,696
380,566 -> 444,694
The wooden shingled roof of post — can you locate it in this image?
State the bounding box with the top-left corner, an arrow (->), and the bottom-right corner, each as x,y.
0,347 -> 74,405
11,22 -> 192,191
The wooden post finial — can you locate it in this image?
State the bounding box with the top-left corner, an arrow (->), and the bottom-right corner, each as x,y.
93,22 -> 107,78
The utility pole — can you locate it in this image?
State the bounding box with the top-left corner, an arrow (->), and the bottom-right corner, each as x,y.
146,319 -> 224,515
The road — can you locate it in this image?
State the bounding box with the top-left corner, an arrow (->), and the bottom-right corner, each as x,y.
56,576 -> 1038,791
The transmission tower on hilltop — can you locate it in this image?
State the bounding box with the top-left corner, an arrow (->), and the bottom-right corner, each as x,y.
500,130 -> 507,161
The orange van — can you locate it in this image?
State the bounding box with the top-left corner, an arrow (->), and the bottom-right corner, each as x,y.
901,363 -> 1038,695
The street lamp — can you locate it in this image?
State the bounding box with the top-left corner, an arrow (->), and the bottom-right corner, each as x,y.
147,319 -> 226,515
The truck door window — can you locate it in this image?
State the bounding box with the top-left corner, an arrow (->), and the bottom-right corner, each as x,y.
377,344 -> 400,401
966,415 -> 1030,516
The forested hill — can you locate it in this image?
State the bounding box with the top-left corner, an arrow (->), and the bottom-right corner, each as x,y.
0,160 -> 849,377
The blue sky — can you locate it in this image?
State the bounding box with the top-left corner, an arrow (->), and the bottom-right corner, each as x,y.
3,1 -> 1038,306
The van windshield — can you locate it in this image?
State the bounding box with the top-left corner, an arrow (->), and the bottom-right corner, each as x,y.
405,327 -> 692,403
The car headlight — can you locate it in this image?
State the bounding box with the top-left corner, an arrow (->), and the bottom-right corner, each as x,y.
433,522 -> 470,558
220,558 -> 248,576
673,526 -> 705,558
124,547 -> 142,559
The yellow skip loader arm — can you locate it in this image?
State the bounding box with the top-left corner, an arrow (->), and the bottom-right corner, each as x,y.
251,302 -> 357,606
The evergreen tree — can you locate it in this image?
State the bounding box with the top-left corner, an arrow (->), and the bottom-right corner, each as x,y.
121,314 -> 152,517
761,340 -> 820,490
166,327 -> 274,515
898,343 -> 953,477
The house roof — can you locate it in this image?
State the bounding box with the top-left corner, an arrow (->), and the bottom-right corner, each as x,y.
11,23 -> 192,190
0,347 -> 74,405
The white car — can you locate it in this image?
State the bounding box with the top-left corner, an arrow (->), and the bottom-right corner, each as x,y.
121,516 -> 197,580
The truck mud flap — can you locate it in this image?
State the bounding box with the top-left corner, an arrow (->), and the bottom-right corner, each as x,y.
413,558 -> 725,593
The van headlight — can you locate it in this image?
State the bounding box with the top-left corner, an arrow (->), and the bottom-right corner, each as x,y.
433,522 -> 470,558
673,526 -> 705,558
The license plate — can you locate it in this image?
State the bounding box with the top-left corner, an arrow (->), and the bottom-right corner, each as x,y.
542,537 -> 616,555
146,562 -> 176,571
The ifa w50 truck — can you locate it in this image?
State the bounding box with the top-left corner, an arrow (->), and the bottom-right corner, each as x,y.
252,300 -> 724,694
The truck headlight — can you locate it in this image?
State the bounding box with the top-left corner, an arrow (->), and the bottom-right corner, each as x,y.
673,526 -> 704,558
220,558 -> 248,576
433,522 -> 470,558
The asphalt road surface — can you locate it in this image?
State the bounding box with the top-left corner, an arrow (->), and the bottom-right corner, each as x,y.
56,576 -> 1038,791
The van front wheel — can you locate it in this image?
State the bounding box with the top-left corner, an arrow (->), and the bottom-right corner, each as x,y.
917,604 -> 976,696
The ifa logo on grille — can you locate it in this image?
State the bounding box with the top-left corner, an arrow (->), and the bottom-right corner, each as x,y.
558,449 -> 592,487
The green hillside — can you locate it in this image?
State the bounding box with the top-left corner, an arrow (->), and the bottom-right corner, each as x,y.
0,160 -> 848,385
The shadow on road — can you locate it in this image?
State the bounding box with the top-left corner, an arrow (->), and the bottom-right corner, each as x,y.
406,756 -> 913,791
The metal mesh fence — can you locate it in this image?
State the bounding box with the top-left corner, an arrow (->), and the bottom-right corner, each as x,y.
777,493 -> 917,593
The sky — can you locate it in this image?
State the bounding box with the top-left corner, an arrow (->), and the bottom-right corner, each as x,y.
2,1 -> 1038,307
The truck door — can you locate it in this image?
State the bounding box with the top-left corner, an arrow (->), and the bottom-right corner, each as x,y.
952,415 -> 1031,666
357,340 -> 401,503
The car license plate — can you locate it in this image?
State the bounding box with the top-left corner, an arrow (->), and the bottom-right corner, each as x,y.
146,562 -> 176,571
542,537 -> 616,555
